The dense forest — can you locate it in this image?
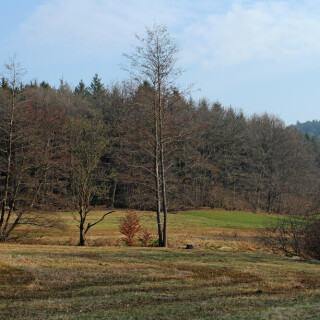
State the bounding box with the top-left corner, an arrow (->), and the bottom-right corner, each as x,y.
1,26 -> 320,245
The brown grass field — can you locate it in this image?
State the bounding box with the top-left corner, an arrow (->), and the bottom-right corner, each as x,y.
0,209 -> 319,319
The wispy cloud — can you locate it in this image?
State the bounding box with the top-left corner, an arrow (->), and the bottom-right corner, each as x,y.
19,0 -> 183,61
20,0 -> 320,68
183,1 -> 320,67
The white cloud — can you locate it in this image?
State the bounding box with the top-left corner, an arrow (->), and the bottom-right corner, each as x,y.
19,0 -> 183,61
19,0 -> 320,68
183,1 -> 320,67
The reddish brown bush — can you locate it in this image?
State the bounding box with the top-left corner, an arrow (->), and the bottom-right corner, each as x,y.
119,211 -> 141,246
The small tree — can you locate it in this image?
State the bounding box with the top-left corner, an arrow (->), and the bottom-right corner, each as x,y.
69,113 -> 113,246
119,211 -> 141,246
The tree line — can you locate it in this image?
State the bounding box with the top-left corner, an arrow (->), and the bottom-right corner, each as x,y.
1,25 -> 320,246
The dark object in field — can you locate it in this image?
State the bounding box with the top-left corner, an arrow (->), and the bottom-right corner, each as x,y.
186,244 -> 195,249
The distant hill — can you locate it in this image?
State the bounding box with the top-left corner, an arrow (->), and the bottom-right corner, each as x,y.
293,120 -> 320,137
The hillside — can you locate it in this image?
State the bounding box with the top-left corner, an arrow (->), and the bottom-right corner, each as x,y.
294,120 -> 320,137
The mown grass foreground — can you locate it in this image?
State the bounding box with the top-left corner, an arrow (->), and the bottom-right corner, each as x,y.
1,244 -> 320,319
2,210 -> 319,319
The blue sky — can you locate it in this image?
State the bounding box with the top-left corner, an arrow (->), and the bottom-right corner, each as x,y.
1,0 -> 320,125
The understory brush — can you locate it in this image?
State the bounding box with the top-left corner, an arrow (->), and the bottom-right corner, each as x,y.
260,215 -> 320,260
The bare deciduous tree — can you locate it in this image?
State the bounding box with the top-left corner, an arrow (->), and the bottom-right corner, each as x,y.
69,113 -> 114,246
0,57 -> 67,241
123,24 -> 184,247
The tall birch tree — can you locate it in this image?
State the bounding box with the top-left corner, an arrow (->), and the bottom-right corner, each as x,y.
124,24 -> 182,247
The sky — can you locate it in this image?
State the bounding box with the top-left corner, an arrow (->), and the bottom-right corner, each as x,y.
1,0 -> 320,125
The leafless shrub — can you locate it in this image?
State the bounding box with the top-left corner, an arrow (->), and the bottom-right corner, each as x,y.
303,217 -> 320,260
260,216 -> 320,260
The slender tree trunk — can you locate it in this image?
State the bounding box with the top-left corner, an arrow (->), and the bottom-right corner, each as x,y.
155,164 -> 163,247
160,146 -> 168,247
111,178 -> 117,208
159,104 -> 168,247
77,204 -> 86,246
2,211 -> 23,241
79,222 -> 85,246
2,207 -> 13,238
154,102 -> 163,247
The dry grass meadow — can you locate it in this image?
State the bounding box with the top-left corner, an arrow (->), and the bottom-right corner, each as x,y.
1,209 -> 320,319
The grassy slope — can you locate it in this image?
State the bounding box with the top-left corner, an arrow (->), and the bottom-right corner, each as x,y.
0,245 -> 320,320
56,209 -> 283,231
178,210 -> 283,229
23,209 -> 289,248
